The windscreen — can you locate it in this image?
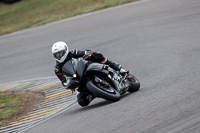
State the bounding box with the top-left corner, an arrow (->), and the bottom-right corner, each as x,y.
62,59 -> 75,76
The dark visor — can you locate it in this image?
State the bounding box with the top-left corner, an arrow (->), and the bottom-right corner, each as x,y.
53,50 -> 66,60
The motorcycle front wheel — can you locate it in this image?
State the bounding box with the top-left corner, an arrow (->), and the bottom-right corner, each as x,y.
86,80 -> 120,102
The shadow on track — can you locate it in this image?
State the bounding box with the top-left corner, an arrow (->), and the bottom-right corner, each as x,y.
74,100 -> 113,113
82,92 -> 137,110
70,91 -> 140,114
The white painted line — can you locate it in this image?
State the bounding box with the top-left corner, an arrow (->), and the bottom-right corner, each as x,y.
0,76 -> 57,87
0,77 -> 78,133
18,102 -> 78,133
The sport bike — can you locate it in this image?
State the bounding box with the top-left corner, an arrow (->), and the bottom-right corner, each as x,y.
63,58 -> 140,102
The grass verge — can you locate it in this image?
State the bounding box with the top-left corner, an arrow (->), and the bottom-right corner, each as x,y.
0,92 -> 44,127
0,0 -> 138,35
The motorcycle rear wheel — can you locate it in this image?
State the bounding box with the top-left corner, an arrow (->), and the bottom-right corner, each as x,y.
86,80 -> 120,102
127,74 -> 140,92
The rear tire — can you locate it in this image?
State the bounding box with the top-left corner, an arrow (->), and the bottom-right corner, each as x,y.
86,80 -> 120,102
127,74 -> 140,92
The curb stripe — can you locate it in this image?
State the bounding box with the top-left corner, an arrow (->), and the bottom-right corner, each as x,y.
0,78 -> 77,133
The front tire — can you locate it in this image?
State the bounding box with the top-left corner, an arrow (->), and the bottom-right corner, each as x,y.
127,74 -> 140,92
86,80 -> 120,102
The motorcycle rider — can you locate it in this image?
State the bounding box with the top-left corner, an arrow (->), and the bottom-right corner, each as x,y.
52,41 -> 125,107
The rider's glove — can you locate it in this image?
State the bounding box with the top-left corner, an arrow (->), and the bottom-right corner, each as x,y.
63,82 -> 68,89
63,82 -> 75,94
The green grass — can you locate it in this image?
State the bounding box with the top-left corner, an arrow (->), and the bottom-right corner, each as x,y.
0,92 -> 29,126
0,0 -> 138,35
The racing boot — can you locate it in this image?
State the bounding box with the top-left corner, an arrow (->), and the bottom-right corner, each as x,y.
106,59 -> 129,76
106,59 -> 122,71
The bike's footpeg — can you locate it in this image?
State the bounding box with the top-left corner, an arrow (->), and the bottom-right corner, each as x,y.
120,68 -> 129,74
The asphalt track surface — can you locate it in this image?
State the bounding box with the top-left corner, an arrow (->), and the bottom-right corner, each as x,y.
1,0 -> 200,132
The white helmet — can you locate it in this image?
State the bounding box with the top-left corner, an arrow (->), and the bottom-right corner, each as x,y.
52,41 -> 69,63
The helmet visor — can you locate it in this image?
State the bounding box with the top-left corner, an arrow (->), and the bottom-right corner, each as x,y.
53,50 -> 66,60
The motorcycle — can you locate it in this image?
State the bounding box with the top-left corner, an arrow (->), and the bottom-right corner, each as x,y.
63,58 -> 140,102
